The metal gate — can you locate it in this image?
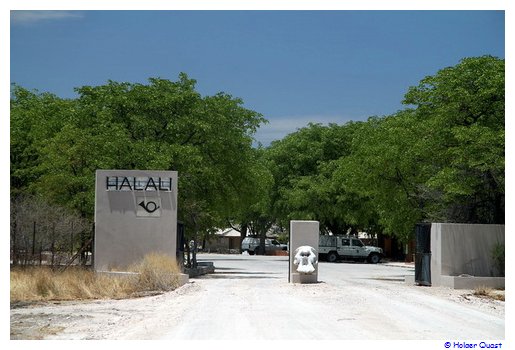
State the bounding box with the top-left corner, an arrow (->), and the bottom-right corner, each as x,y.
415,223 -> 431,286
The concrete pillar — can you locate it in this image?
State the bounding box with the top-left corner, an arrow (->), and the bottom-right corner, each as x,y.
430,223 -> 505,289
289,220 -> 319,283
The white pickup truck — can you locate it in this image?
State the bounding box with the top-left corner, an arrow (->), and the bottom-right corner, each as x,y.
319,235 -> 383,263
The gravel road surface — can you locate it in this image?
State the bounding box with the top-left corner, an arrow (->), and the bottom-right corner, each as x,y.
10,253 -> 504,340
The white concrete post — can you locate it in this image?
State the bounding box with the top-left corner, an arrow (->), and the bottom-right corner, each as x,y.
289,220 -> 319,283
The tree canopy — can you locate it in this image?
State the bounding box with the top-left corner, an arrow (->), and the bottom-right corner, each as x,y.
11,74 -> 266,264
11,56 -> 504,253
263,56 -> 504,241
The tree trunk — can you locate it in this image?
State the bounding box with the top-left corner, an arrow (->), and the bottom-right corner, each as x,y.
192,234 -> 198,268
487,170 -> 504,224
239,224 -> 248,253
259,230 -> 266,256
185,243 -> 191,267
493,192 -> 504,224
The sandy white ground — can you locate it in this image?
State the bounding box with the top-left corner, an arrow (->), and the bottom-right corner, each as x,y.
10,254 -> 504,340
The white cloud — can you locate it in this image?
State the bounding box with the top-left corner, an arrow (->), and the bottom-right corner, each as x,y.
11,11 -> 83,25
254,114 -> 356,147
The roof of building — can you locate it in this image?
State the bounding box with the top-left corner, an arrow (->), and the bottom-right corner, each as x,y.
214,228 -> 241,238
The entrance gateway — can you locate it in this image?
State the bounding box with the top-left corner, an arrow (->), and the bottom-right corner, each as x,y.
94,170 -> 178,271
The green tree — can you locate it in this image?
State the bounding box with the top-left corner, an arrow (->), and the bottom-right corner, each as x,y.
11,74 -> 266,267
266,122 -> 376,235
403,55 -> 504,224
264,56 -> 504,243
227,147 -> 275,254
337,56 -> 504,241
335,112 -> 430,242
10,86 -> 75,195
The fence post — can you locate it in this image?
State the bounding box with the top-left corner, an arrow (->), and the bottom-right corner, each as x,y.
32,221 -> 36,256
91,223 -> 95,268
70,221 -> 74,256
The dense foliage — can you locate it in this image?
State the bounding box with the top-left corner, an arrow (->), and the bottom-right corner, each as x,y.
265,56 -> 504,241
11,56 -> 504,261
11,74 -> 266,264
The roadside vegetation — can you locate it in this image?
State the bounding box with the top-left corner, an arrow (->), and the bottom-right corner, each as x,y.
473,286 -> 505,302
10,253 -> 181,303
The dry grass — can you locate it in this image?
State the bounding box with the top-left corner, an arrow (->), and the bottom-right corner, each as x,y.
10,253 -> 182,303
473,286 -> 505,301
127,253 -> 182,292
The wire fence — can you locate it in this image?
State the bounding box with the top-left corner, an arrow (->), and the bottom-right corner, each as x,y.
10,194 -> 93,268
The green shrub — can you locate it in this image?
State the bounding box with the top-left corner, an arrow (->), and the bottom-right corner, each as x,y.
491,242 -> 505,277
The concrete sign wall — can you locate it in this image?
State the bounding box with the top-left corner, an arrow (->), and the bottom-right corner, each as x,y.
94,170 -> 178,271
430,223 -> 505,289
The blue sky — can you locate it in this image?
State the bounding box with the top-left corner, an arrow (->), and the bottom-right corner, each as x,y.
10,10 -> 505,146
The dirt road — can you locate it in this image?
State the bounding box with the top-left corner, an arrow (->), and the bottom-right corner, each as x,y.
10,254 -> 504,340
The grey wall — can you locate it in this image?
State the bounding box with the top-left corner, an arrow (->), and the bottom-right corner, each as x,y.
430,223 -> 505,287
289,220 -> 319,283
94,170 -> 178,271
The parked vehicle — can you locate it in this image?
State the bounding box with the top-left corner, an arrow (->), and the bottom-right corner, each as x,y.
319,235 -> 383,263
241,237 -> 287,255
